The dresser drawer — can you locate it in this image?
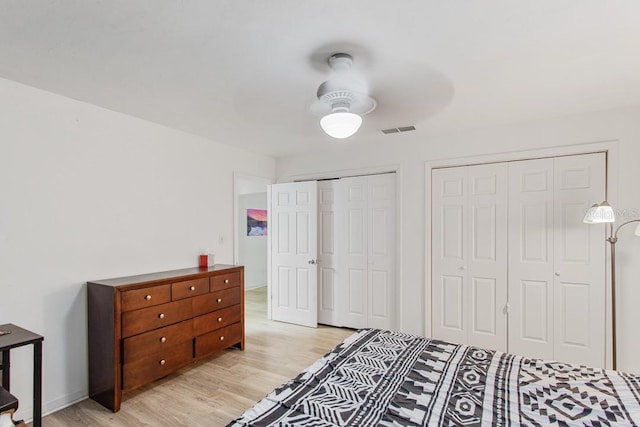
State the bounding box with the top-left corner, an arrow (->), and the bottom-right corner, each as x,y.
210,271 -> 241,291
123,320 -> 193,363
122,340 -> 192,391
121,284 -> 171,312
195,323 -> 242,359
172,277 -> 209,301
192,287 -> 241,317
121,298 -> 192,338
193,305 -> 241,336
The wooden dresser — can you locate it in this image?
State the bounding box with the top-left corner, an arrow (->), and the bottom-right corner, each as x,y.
87,265 -> 244,412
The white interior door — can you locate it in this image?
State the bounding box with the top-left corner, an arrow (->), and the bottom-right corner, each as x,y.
552,153 -> 605,366
508,158 -> 555,359
337,176 -> 368,329
270,181 -> 318,327
432,167 -> 469,344
467,163 -> 508,351
318,180 -> 339,326
367,173 -> 396,330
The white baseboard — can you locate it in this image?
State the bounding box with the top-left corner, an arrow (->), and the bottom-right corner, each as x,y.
15,389 -> 88,423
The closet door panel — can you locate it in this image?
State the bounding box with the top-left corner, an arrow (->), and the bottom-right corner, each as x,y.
370,270 -> 389,318
508,159 -> 554,359
338,176 -> 368,329
432,167 -> 468,344
468,164 -> 508,351
519,279 -> 551,342
553,153 -> 605,367
367,173 -> 396,330
318,181 -> 340,326
441,275 -> 464,330
471,278 -> 495,335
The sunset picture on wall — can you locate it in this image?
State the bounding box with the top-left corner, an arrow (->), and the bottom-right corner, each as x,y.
247,209 -> 267,236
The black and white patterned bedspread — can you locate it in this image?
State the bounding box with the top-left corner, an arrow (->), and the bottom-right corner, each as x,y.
229,329 -> 640,426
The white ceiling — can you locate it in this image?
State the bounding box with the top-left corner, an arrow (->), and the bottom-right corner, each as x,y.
2,1 -> 640,157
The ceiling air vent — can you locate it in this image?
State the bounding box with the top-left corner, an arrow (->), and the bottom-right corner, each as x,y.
381,125 -> 416,135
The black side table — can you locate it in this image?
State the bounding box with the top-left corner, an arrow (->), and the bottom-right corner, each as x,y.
0,324 -> 43,427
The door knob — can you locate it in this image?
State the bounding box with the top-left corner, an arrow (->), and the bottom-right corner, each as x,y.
308,259 -> 318,265
555,272 -> 560,276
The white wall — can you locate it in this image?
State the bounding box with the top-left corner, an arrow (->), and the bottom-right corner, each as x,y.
277,106 -> 640,374
0,77 -> 275,419
238,192 -> 268,289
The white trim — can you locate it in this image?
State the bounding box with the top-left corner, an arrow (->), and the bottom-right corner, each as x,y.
267,183 -> 272,320
424,140 -> 619,368
280,164 -> 399,183
16,388 -> 87,424
233,172 -> 273,266
233,172 -> 273,320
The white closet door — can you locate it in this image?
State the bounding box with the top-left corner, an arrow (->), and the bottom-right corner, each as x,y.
508,158 -> 555,359
553,153 -> 605,366
367,173 -> 396,330
337,176 -> 369,329
270,181 -> 318,328
318,180 -> 340,326
467,163 -> 508,351
432,167 -> 468,344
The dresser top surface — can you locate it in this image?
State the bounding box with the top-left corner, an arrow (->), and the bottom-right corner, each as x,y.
87,264 -> 242,288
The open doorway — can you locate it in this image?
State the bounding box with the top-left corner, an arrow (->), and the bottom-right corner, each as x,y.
233,173 -> 272,311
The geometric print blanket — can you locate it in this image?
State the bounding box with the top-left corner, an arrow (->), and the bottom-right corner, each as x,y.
228,329 -> 640,426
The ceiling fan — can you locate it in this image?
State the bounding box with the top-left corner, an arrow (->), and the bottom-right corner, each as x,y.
310,53 -> 376,139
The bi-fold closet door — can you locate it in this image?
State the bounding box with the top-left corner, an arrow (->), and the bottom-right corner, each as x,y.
432,153 -> 606,367
431,163 -> 509,351
318,173 -> 396,330
508,155 -> 605,365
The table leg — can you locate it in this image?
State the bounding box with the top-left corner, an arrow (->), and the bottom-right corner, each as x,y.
33,342 -> 42,427
1,350 -> 9,391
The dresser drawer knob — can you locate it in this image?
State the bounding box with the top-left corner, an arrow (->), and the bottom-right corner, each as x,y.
189,286 -> 196,291
224,279 -> 229,284
159,359 -> 166,366
217,317 -> 223,322
217,298 -> 222,303
158,313 -> 165,319
145,295 -> 152,301
219,336 -> 225,341
160,337 -> 167,343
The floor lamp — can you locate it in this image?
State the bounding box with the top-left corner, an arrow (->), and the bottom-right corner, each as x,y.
583,201 -> 640,370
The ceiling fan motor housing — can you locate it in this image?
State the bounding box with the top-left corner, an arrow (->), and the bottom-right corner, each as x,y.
311,52 -> 377,118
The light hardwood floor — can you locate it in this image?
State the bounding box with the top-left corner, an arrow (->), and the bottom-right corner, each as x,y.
43,287 -> 354,426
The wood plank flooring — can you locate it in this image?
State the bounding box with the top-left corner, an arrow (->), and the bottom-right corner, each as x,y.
43,287 -> 353,426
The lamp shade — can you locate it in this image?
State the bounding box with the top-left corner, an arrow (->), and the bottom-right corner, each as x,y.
320,112 -> 362,139
583,201 -> 615,224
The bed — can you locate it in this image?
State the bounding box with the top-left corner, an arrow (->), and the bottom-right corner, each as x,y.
229,329 -> 640,426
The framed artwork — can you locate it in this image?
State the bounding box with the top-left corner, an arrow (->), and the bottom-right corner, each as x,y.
247,209 -> 267,236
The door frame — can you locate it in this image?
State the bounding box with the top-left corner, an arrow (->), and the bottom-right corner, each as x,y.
424,140 -> 619,368
233,172 -> 273,285
277,164 -> 402,328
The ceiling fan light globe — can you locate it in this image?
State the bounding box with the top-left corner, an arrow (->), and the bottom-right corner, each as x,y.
320,112 -> 362,139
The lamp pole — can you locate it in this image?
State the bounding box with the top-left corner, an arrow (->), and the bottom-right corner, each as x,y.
607,219 -> 640,371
